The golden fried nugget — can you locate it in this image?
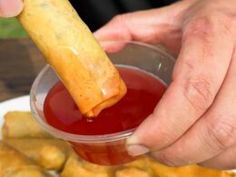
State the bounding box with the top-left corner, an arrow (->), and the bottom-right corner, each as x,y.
4,138 -> 71,171
0,142 -> 52,177
61,154 -> 112,177
2,112 -> 52,139
18,0 -> 127,117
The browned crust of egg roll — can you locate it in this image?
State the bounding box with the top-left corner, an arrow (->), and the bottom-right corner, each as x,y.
4,138 -> 72,171
61,154 -> 113,177
18,0 -> 127,117
0,141 -> 52,177
148,158 -> 235,177
2,111 -> 52,139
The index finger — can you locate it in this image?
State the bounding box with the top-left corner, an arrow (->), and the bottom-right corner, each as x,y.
127,16 -> 234,156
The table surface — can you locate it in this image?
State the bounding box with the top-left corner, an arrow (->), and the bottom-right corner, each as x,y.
0,38 -> 46,102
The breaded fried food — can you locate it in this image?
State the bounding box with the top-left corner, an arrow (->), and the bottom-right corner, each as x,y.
4,138 -> 71,171
0,142 -> 52,177
61,154 -> 112,177
18,0 -> 127,117
2,112 -> 52,139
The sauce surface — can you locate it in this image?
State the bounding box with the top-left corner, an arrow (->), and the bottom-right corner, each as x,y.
44,66 -> 166,135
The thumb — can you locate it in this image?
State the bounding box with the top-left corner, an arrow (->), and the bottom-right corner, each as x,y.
0,0 -> 23,17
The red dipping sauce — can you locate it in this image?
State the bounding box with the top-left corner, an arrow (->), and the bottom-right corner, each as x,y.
44,66 -> 166,165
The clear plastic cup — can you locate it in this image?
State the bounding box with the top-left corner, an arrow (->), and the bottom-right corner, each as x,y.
30,41 -> 175,166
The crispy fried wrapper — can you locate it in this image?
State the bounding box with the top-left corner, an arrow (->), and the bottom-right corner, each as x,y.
2,112 -> 52,139
18,0 -> 127,117
0,142 -> 52,177
115,168 -> 151,177
148,158 -> 235,177
61,153 -> 113,177
4,166 -> 53,177
4,138 -> 72,171
61,155 -> 235,177
116,156 -> 234,177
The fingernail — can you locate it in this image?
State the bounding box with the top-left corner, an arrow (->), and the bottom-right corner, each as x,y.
127,135 -> 150,156
127,144 -> 150,156
0,0 -> 23,17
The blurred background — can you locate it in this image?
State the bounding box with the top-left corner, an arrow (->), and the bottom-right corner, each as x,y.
0,18 -> 26,38
0,0 -> 175,38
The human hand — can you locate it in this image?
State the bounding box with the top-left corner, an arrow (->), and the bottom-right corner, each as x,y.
0,0 -> 23,17
95,0 -> 236,169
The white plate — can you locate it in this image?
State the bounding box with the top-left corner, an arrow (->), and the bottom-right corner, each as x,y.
0,95 -> 30,139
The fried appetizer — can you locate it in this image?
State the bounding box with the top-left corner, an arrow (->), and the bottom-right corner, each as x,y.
0,142 -> 52,177
18,0 -> 127,117
4,166 -> 53,177
124,157 -> 154,175
149,158 -> 234,177
2,112 -> 52,139
115,168 -> 151,177
61,154 -> 112,177
81,160 -> 113,175
4,138 -> 71,171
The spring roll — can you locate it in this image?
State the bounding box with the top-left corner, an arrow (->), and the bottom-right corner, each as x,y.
61,154 -> 112,177
4,138 -> 71,171
124,157 -> 154,175
81,160 -> 113,174
149,158 -> 234,177
115,168 -> 151,177
18,0 -> 127,117
0,142 -> 52,177
5,166 -> 53,177
2,111 -> 52,139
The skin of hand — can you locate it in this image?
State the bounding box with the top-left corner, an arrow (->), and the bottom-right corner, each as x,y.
95,0 -> 236,170
0,0 -> 23,17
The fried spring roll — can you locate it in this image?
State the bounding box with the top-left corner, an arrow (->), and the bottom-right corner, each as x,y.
149,158 -> 234,177
2,112 -> 52,139
61,154 -> 112,177
124,157 -> 154,175
18,0 -> 127,117
0,142 -> 52,177
124,156 -> 234,177
4,139 -> 71,171
5,166 -> 53,177
115,168 -> 151,177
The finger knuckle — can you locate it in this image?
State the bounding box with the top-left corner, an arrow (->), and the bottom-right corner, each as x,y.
184,13 -> 233,41
184,17 -> 214,40
111,14 -> 127,24
206,118 -> 236,151
182,76 -> 214,113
